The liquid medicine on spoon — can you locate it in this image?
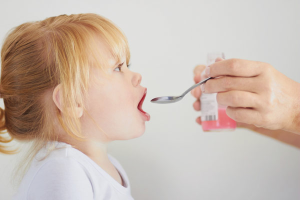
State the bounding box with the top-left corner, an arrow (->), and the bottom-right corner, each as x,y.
200,52 -> 236,131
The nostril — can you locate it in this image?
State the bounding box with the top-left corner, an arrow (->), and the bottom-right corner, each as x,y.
132,72 -> 142,86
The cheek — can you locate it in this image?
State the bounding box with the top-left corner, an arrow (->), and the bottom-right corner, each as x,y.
89,95 -> 138,131
84,82 -> 144,140
100,102 -> 145,140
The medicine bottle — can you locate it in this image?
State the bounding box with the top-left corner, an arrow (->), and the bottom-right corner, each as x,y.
200,52 -> 236,131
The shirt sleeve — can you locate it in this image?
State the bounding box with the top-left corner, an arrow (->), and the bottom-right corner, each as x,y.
27,157 -> 94,200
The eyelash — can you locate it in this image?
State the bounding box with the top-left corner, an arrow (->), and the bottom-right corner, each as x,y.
114,62 -> 131,72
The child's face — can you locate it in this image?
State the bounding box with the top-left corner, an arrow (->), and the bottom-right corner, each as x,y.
81,38 -> 150,142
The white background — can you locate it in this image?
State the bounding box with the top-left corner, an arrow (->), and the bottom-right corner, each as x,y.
0,0 -> 300,199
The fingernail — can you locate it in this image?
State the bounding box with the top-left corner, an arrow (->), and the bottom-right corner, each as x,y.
201,83 -> 205,93
194,68 -> 202,75
200,70 -> 206,80
215,57 -> 224,62
205,67 -> 210,76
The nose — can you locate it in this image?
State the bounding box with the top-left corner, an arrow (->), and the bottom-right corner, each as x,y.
131,72 -> 142,87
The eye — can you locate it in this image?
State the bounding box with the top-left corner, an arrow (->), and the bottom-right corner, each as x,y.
114,62 -> 124,72
114,67 -> 121,72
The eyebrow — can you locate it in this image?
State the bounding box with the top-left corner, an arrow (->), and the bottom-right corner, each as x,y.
113,59 -> 125,67
117,62 -> 124,67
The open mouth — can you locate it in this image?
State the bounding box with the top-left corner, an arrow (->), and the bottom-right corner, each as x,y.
138,88 -> 150,121
138,89 -> 147,114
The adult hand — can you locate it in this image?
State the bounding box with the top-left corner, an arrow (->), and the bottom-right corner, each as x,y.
191,59 -> 300,148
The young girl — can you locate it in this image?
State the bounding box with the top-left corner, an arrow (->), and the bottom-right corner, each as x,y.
0,13 -> 150,199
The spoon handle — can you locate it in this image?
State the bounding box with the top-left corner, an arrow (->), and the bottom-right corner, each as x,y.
181,77 -> 214,97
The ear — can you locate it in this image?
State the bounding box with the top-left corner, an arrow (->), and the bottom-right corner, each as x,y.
52,84 -> 63,113
52,84 -> 84,118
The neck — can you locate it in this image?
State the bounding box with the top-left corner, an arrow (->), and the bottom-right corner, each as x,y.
58,136 -> 123,186
58,135 -> 110,165
76,140 -> 109,163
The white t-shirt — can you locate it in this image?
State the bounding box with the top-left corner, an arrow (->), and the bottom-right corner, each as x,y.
13,142 -> 134,200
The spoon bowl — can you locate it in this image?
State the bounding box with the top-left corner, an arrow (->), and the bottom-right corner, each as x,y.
151,77 -> 213,104
151,96 -> 183,104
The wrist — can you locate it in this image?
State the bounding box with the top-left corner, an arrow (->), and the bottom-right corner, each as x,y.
285,81 -> 300,134
292,100 -> 300,135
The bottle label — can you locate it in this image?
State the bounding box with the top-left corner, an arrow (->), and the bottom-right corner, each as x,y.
200,93 -> 218,121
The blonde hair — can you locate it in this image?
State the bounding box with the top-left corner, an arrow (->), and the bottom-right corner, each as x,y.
0,13 -> 130,154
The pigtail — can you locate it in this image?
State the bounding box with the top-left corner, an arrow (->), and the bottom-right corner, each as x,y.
0,107 -> 15,154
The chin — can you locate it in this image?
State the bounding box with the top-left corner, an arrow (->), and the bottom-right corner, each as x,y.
131,130 -> 145,139
122,125 -> 146,140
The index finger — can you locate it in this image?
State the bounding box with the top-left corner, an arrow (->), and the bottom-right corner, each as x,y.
208,58 -> 265,78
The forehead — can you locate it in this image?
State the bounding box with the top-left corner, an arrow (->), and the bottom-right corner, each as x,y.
92,36 -> 125,68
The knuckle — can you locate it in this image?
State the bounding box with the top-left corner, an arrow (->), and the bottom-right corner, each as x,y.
265,97 -> 273,107
262,92 -> 274,107
259,80 -> 273,96
259,62 -> 274,76
265,81 -> 273,92
262,62 -> 272,71
261,113 -> 272,125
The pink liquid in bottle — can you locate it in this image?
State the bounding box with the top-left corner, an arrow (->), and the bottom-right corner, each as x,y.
202,106 -> 236,131
200,52 -> 236,132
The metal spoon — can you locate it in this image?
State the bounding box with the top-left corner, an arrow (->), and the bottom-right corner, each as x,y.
151,77 -> 214,104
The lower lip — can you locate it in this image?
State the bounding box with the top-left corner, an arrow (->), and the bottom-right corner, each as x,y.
138,110 -> 150,121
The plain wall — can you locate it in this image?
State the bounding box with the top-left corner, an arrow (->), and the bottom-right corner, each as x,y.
0,0 -> 299,199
